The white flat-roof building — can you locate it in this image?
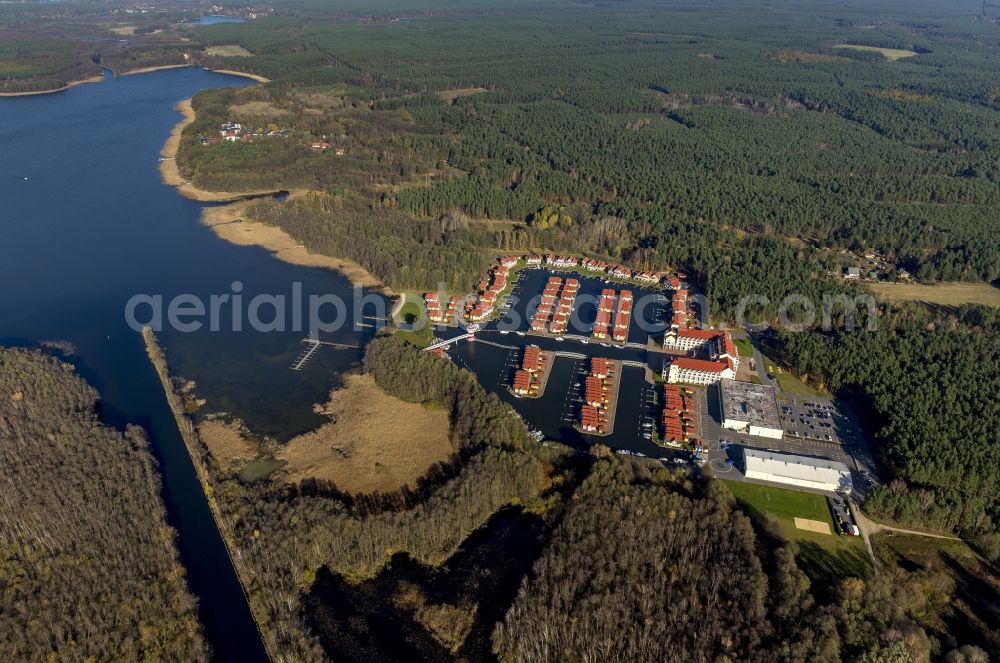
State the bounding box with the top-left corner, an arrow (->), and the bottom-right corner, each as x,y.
719,380 -> 783,439
742,449 -> 853,493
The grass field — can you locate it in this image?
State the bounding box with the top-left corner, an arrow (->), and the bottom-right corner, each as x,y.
724,480 -> 870,581
277,374 -> 454,494
835,44 -> 918,61
399,298 -> 425,324
761,355 -> 825,398
396,296 -> 435,346
228,100 -> 289,118
732,337 -> 754,357
869,281 -> 1000,308
205,44 -> 254,57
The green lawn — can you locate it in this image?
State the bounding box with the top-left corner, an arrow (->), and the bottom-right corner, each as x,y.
732,337 -> 754,358
399,299 -> 424,325
396,329 -> 432,348
394,296 -> 435,347
724,480 -> 870,581
760,355 -> 826,398
726,481 -> 831,523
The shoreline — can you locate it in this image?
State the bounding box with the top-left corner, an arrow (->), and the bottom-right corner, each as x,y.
122,64 -> 271,84
0,73 -> 105,97
1,64 -> 269,98
158,99 -> 286,203
161,97 -> 395,295
202,199 -> 395,295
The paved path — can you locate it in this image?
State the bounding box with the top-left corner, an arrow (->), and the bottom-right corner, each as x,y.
746,332 -> 779,389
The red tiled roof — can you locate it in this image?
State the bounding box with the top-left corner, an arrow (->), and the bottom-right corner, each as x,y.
513,370 -> 532,391
676,329 -> 723,341
672,358 -> 732,373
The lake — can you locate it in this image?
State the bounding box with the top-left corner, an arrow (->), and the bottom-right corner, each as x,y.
0,67 -> 381,660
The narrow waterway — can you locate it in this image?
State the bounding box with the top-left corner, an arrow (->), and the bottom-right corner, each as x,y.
0,68 -> 380,660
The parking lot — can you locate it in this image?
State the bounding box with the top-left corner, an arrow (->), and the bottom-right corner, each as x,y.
829,494 -> 860,536
697,386 -> 880,495
781,399 -> 840,444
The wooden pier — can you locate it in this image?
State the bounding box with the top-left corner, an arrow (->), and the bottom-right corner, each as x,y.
290,337 -> 363,371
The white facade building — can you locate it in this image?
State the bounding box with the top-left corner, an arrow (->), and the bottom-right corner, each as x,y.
663,329 -> 740,372
742,449 -> 853,493
667,358 -> 735,385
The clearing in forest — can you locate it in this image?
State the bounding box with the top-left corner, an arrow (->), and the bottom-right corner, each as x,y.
277,373 -> 454,493
436,87 -> 487,103
869,281 -> 1000,308
834,44 -> 918,61
227,100 -> 289,118
206,44 -> 254,57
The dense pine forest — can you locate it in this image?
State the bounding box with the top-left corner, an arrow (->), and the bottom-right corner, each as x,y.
0,0 -> 232,93
780,305 -> 1000,551
171,0 -> 1000,284
0,349 -> 206,661
494,459 -> 979,663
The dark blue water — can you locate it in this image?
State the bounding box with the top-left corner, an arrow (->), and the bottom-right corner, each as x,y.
0,67 -> 381,660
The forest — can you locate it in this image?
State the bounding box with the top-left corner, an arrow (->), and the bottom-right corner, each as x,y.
171,0 -> 1000,284
0,348 -> 206,661
196,334 -> 549,659
160,0 -> 1000,559
493,459 -> 985,663
0,0 -> 265,94
779,304 -> 1000,548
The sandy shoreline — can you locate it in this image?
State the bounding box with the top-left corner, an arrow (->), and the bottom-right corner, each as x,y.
202,200 -> 394,294
161,98 -> 393,294
208,68 -> 270,83
122,64 -> 271,83
158,99 -> 285,202
1,65 -> 269,98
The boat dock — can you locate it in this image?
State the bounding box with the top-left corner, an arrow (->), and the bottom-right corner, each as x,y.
290,337 -> 363,370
